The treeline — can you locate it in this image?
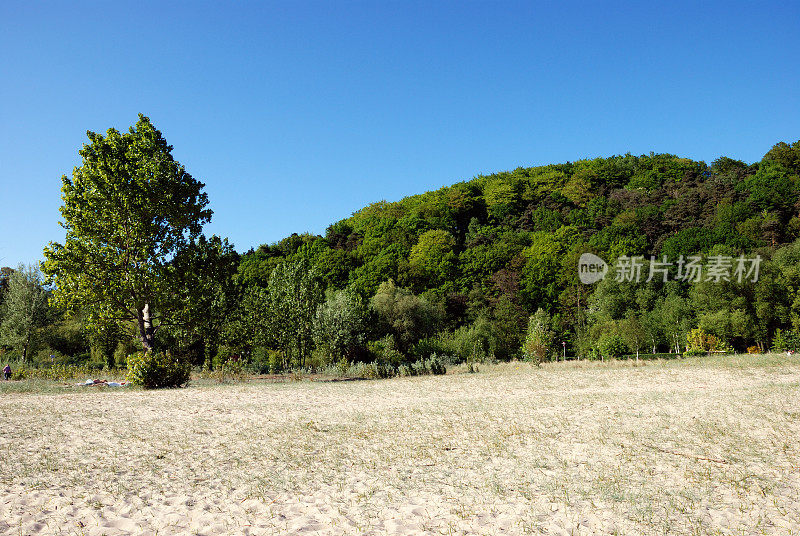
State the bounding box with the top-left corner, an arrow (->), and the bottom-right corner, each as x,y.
2,140 -> 800,372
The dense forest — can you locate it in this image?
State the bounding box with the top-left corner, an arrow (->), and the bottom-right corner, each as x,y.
2,125 -> 799,376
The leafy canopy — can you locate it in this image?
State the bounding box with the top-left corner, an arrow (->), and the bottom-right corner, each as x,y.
42,114 -> 212,350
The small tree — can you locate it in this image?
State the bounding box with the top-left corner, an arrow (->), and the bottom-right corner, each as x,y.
0,265 -> 49,362
313,290 -> 370,364
772,328 -> 800,353
597,333 -> 627,360
522,308 -> 555,365
686,328 -> 719,354
619,314 -> 646,361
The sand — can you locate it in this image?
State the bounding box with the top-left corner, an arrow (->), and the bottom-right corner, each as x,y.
1,356 -> 799,535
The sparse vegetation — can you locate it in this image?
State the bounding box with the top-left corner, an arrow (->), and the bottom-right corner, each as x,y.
2,354 -> 798,534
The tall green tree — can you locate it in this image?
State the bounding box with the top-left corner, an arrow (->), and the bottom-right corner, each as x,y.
257,257 -> 323,368
169,235 -> 240,366
42,115 -> 212,351
0,265 -> 49,361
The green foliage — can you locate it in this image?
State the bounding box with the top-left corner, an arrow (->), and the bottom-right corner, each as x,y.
489,297 -> 527,360
411,354 -> 447,375
367,335 -> 405,367
248,347 -> 277,374
245,257 -> 323,369
169,235 -> 241,368
33,136 -> 800,375
0,265 -> 49,362
42,114 -> 213,351
597,334 -> 628,360
618,314 -> 647,358
409,229 -> 457,286
371,281 -> 442,352
522,308 -> 555,365
312,290 -> 370,364
686,328 -> 719,353
437,319 -> 493,363
771,328 -> 800,353
8,362 -> 109,381
126,351 -> 191,388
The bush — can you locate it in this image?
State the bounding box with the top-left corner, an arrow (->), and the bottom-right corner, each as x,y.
427,354 -> 447,375
412,337 -> 448,361
439,321 -> 492,363
347,361 -> 381,379
312,289 -> 370,364
126,351 -> 191,388
715,340 -> 735,354
247,346 -> 272,374
206,359 -> 246,383
597,334 -> 627,359
367,335 -> 405,366
771,328 -> 800,352
686,328 -> 718,353
410,354 -> 448,376
522,309 -> 555,365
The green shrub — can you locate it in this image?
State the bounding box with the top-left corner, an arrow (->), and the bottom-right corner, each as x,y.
367,335 -> 405,366
212,345 -> 238,370
375,360 -> 396,378
597,334 -> 627,360
126,351 -> 191,388
247,346 -> 271,374
412,337 -> 447,361
426,354 -> 447,375
208,358 -> 246,383
715,340 -> 735,354
347,362 -> 378,379
409,354 -> 447,376
686,328 -> 717,353
411,358 -> 427,375
267,350 -> 284,373
772,328 -> 800,352
438,323 -> 491,363
586,347 -> 602,361
522,309 -> 555,365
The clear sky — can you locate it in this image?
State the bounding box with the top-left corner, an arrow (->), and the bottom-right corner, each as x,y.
2,0 -> 798,267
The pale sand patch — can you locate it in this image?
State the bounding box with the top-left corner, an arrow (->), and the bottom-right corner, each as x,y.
1,356 -> 799,535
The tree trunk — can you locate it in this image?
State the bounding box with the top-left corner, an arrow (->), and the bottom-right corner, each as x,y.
138,303 -> 155,351
23,330 -> 31,362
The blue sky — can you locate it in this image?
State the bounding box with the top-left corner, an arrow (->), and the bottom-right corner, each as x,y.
2,0 -> 798,267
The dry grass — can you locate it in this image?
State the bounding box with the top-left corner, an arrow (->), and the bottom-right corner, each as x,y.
1,354 -> 799,535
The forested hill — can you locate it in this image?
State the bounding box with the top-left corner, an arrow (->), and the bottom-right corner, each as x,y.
233,140 -> 800,358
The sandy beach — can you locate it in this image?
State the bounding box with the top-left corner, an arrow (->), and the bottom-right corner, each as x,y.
2,356 -> 799,535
